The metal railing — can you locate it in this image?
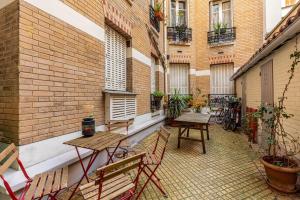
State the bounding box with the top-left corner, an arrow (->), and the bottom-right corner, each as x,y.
149,6 -> 160,32
207,27 -> 236,44
208,94 -> 237,108
167,26 -> 192,43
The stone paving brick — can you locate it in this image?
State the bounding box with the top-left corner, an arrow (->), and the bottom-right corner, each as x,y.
58,125 -> 300,200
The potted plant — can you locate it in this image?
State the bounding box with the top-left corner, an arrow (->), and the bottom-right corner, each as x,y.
253,48 -> 300,193
182,95 -> 193,108
220,23 -> 227,34
154,1 -> 164,21
166,89 -> 187,124
82,114 -> 95,137
191,88 -> 207,113
213,22 -> 222,35
152,90 -> 164,110
81,105 -> 96,137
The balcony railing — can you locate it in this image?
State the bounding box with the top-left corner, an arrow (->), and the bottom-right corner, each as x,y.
167,26 -> 192,43
207,27 -> 236,44
149,6 -> 160,33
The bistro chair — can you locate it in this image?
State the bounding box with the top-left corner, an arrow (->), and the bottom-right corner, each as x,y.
134,126 -> 171,199
106,119 -> 134,135
79,152 -> 146,200
0,143 -> 68,200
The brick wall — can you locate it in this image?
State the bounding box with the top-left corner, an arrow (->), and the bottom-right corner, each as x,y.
235,37 -> 300,142
18,1 -> 105,144
273,39 -> 300,138
2,0 -> 164,145
0,1 -> 19,144
167,0 -> 264,95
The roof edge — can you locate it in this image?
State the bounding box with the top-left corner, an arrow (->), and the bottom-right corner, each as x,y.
231,6 -> 300,80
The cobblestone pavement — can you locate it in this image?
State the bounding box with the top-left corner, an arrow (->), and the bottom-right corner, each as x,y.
59,125 -> 300,200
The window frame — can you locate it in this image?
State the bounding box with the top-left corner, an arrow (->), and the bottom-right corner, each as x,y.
209,0 -> 233,31
169,0 -> 189,27
168,64 -> 190,95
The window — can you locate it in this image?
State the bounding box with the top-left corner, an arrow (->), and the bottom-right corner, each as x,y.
151,57 -> 157,93
169,64 -> 189,94
105,26 -> 127,91
150,0 -> 155,7
210,0 -> 232,30
170,0 -> 187,26
210,64 -> 234,94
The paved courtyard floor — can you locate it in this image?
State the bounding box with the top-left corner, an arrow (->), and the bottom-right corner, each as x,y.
59,125 -> 300,200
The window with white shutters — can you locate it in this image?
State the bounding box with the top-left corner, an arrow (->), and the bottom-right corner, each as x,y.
210,63 -> 234,94
105,26 -> 127,91
169,64 -> 189,94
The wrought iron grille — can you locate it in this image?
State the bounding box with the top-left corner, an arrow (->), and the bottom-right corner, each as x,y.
149,6 -> 160,32
207,27 -> 236,44
167,26 -> 192,43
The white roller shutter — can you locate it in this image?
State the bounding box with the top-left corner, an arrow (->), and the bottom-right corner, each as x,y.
105,26 -> 126,91
151,57 -> 156,93
210,63 -> 234,94
169,64 -> 189,94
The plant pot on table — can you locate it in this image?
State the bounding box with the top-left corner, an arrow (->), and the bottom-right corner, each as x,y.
82,117 -> 96,137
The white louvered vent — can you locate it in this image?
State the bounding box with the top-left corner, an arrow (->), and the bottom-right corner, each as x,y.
110,96 -> 136,120
105,26 -> 127,91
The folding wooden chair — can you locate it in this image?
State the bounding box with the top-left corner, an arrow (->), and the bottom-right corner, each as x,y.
106,119 -> 134,135
135,126 -> 171,199
80,152 -> 146,200
0,143 -> 68,200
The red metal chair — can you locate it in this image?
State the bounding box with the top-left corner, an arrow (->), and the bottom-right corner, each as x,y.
0,143 -> 68,200
79,152 -> 145,200
135,126 -> 171,199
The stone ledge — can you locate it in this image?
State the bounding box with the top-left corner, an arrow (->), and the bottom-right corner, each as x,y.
0,114 -> 165,195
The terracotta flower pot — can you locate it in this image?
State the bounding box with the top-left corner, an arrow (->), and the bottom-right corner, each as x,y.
261,156 -> 300,193
155,12 -> 164,21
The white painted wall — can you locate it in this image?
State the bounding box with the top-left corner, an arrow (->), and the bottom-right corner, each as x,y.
265,0 -> 282,34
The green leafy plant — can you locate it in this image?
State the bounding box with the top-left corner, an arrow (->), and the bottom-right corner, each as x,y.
213,22 -> 222,34
153,1 -> 162,13
152,90 -> 164,98
182,95 -> 193,107
167,89 -> 187,119
253,46 -> 300,166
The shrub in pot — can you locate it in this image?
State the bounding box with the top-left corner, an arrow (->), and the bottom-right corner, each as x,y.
152,90 -> 164,110
154,1 -> 164,21
253,48 -> 300,193
167,89 -> 186,122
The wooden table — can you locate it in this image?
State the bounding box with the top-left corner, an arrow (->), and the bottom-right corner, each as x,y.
175,113 -> 211,154
64,131 -> 128,199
